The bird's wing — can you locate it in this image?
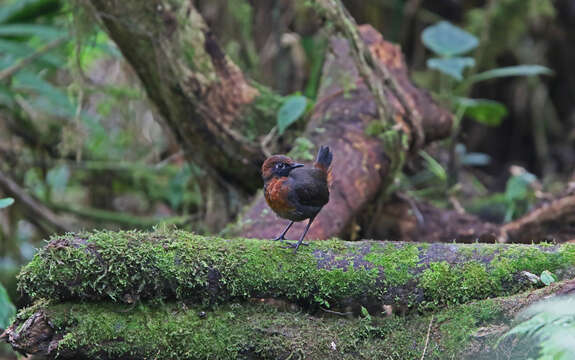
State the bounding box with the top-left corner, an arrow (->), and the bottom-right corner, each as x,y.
290,169 -> 329,207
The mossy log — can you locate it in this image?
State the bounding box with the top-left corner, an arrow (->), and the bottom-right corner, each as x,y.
17,230 -> 575,311
4,279 -> 575,359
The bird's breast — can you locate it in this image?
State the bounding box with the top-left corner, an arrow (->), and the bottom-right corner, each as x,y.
264,178 -> 296,219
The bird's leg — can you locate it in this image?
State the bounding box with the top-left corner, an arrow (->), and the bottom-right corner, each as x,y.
287,216 -> 315,253
273,221 -> 294,242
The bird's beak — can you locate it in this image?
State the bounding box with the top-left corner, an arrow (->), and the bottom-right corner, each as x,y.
290,163 -> 305,169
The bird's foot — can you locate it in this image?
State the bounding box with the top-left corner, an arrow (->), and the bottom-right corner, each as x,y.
281,241 -> 309,251
273,235 -> 286,242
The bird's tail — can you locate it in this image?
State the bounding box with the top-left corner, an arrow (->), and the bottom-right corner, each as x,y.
314,145 -> 333,175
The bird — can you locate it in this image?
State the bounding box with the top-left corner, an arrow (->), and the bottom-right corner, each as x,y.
261,145 -> 333,253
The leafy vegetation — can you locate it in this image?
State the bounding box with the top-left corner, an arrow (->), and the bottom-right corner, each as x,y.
498,296 -> 575,359
0,282 -> 15,330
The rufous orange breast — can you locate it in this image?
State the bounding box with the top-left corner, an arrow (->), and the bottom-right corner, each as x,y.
264,177 -> 295,219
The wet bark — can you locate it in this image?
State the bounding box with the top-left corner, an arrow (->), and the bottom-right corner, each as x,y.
83,0 -> 283,228
82,0 -> 453,234
239,25 -> 452,240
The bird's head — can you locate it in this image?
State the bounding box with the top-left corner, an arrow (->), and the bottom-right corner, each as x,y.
261,155 -> 304,182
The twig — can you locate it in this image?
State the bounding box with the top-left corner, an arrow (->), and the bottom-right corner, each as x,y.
320,307 -> 353,316
260,126 -> 277,158
0,169 -> 72,233
397,192 -> 425,226
420,315 -> 433,360
0,37 -> 68,82
50,202 -> 189,228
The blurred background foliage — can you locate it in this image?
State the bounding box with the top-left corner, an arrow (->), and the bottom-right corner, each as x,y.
0,0 -> 574,357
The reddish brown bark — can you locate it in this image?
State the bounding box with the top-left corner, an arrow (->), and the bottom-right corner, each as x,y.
368,198 -> 500,243
500,193 -> 575,244
239,26 -> 452,240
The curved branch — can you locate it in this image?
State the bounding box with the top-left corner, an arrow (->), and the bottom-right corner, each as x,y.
84,0 -> 281,191
0,169 -> 71,233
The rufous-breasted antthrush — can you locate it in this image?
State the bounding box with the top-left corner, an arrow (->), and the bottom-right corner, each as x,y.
261,145 -> 333,252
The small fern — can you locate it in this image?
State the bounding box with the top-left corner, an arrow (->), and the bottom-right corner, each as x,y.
498,296 -> 575,359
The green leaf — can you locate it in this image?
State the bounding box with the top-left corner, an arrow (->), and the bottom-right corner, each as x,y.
467,65 -> 553,85
0,39 -> 63,68
540,270 -> 556,286
0,24 -> 65,39
46,164 -> 70,193
0,282 -> 16,330
455,98 -> 508,126
419,151 -> 447,182
461,153 -> 491,166
0,83 -> 14,106
14,71 -> 75,116
422,21 -> 479,57
0,197 -> 15,209
277,95 -> 307,135
427,57 -> 475,81
0,0 -> 61,24
505,172 -> 537,203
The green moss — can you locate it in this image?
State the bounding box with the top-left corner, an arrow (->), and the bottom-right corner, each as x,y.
421,261 -> 495,308
16,231 -> 575,311
365,120 -> 386,137
287,137 -> 315,161
364,243 -> 420,286
13,299 -> 505,359
435,300 -> 503,356
420,243 -> 575,309
241,83 -> 282,140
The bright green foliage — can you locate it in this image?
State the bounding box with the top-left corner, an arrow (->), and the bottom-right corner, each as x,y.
422,21 -> 479,57
466,65 -> 553,86
539,270 -> 556,286
454,97 -> 508,127
0,283 -> 15,330
427,57 -> 475,81
504,170 -> 538,221
287,137 -> 315,161
498,296 -> 575,359
422,21 -> 478,80
0,198 -> 14,209
277,95 -> 308,135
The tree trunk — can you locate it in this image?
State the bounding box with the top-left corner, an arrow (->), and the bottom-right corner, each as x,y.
83,0 -> 283,228
83,0 -> 453,234
238,24 -> 452,240
17,230 -> 575,311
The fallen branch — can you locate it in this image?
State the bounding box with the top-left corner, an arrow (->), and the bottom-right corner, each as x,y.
5,278 -> 575,359
17,230 -> 575,311
500,193 -> 575,244
49,203 -> 189,228
238,24 -> 452,241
